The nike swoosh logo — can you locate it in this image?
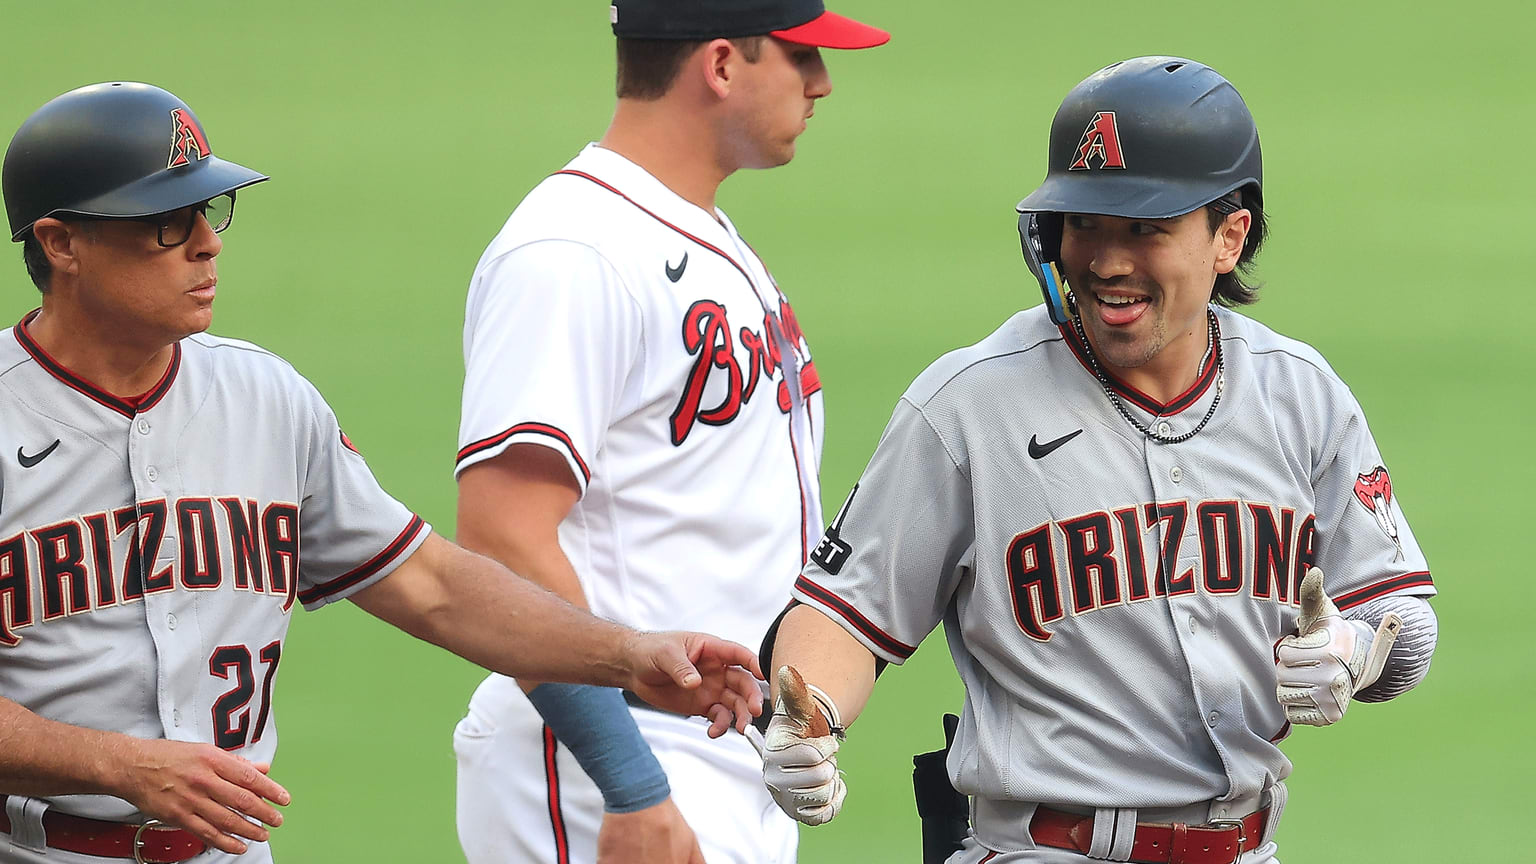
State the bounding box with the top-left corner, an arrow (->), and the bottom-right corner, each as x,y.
18,439 -> 61,468
665,252 -> 689,283
1028,429 -> 1082,460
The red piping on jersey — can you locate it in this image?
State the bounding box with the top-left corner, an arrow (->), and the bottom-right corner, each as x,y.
1058,320 -> 1219,417
457,422 -> 592,485
1334,571 -> 1433,610
14,310 -> 181,417
796,575 -> 916,660
296,515 -> 426,606
554,170 -> 776,311
543,724 -> 571,864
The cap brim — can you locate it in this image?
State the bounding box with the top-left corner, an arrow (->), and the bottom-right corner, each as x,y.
772,11 -> 889,49
55,157 -> 268,223
1015,173 -> 1225,221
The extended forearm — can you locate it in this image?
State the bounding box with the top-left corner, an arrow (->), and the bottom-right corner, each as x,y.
772,605 -> 879,726
366,536 -> 637,688
0,696 -> 122,798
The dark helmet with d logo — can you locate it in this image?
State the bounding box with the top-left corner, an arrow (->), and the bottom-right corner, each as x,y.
1014,57 -> 1262,324
4,82 -> 267,241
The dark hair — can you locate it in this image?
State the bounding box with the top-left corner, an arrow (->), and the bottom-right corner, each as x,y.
615,36 -> 764,100
21,232 -> 51,294
1205,185 -> 1268,307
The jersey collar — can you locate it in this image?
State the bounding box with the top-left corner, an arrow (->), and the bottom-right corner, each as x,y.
1058,316 -> 1220,417
14,309 -> 182,417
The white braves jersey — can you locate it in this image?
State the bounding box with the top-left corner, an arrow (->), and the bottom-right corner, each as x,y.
794,305 -> 1434,811
0,314 -> 429,820
457,144 -> 824,652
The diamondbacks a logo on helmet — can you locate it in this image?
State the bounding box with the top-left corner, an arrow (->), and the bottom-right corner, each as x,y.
167,108 -> 212,169
1069,112 -> 1126,171
1354,466 -> 1404,561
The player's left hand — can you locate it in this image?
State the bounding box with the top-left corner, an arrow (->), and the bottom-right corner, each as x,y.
623,631 -> 764,736
1275,567 -> 1402,726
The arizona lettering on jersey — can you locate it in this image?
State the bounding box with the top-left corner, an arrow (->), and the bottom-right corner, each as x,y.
793,306 -> 1433,811
0,316 -> 428,820
0,497 -> 302,645
1003,499 -> 1318,642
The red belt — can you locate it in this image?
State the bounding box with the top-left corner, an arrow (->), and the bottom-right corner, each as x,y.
1030,804 -> 1267,864
0,796 -> 206,863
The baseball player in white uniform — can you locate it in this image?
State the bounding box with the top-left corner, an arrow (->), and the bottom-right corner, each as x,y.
450,2 -> 887,863
0,83 -> 764,864
759,57 -> 1439,864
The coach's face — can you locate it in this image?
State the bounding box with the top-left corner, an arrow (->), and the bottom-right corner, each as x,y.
1060,207 -> 1247,380
62,205 -> 223,343
726,37 -> 832,169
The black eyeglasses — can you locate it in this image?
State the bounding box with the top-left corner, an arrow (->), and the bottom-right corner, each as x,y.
65,192 -> 237,248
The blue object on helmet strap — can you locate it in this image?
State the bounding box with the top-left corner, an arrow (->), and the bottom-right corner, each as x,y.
526,683 -> 671,813
1040,261 -> 1073,326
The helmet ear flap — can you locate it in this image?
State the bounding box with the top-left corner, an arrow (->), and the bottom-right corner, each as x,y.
1018,212 -> 1073,325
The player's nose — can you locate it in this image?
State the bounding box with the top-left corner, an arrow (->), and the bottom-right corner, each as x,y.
1088,245 -> 1134,280
186,211 -> 223,259
806,58 -> 832,99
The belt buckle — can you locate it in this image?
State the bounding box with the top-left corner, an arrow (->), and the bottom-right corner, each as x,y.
1205,818 -> 1248,864
133,819 -> 168,864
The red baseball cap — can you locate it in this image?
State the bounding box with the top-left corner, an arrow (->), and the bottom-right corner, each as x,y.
611,0 -> 889,50
772,9 -> 890,50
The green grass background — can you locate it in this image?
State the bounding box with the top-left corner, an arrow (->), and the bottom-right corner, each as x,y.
3,1 -> 1528,860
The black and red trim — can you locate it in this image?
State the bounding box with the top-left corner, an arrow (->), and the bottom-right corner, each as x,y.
1335,571 -> 1433,610
795,575 -> 916,660
14,311 -> 180,417
456,422 -> 591,485
296,515 -> 426,606
543,724 -> 571,864
1059,320 -> 1218,416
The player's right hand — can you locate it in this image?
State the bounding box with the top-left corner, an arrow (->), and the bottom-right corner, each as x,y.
1275,567 -> 1402,726
596,797 -> 706,864
763,665 -> 846,826
111,737 -> 291,855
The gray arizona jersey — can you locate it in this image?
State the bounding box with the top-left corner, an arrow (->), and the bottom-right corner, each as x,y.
0,313 -> 428,821
793,305 -> 1433,811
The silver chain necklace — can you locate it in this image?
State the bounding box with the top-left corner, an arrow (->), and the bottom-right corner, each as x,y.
1070,306 -> 1224,445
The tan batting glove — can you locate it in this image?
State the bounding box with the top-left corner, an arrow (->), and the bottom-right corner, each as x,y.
1275,567 -> 1403,726
762,666 -> 847,826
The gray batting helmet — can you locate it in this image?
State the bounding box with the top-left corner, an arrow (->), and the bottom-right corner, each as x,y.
1015,57 -> 1262,324
1017,56 -> 1261,220
3,82 -> 268,241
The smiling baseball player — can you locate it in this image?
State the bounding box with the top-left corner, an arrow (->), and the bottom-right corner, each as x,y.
0,81 -> 763,864
760,57 -> 1439,863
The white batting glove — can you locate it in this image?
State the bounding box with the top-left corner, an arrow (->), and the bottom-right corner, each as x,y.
763,666 -> 847,825
1275,567 -> 1402,726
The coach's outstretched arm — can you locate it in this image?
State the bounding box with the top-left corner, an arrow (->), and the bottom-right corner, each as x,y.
348,532 -> 763,726
761,603 -> 880,825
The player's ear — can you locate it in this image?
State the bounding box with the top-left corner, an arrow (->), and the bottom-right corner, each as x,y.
1213,209 -> 1250,275
30,218 -> 88,279
700,38 -> 738,99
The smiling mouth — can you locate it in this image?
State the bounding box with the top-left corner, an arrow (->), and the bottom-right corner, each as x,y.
1084,288 -> 1152,327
